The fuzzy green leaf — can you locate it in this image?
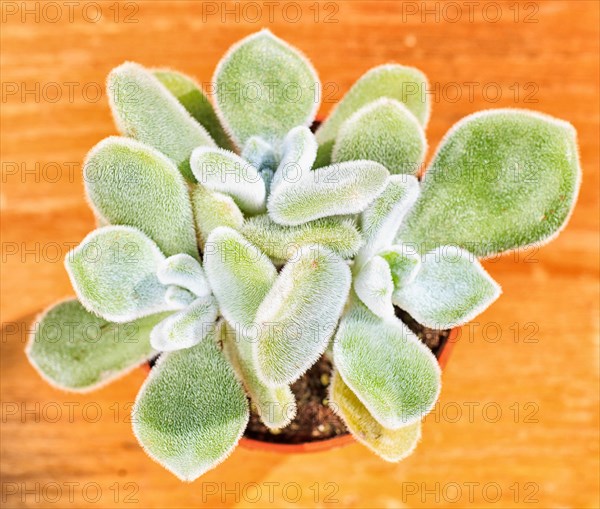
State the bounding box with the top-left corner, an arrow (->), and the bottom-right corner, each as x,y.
271,126 -> 317,192
107,62 -> 215,180
213,30 -> 319,148
26,299 -> 168,392
150,295 -> 217,352
333,299 -> 441,428
154,69 -> 233,150
241,136 -> 278,192
220,321 -> 295,429
164,286 -> 196,309
157,254 -> 211,298
379,245 -> 421,288
190,185 -> 244,248
255,245 -> 351,386
392,246 -> 501,329
84,137 -> 198,259
268,161 -> 389,226
203,227 -> 277,328
330,371 -> 421,462
315,65 -> 430,166
356,175 -> 420,268
332,98 -> 427,175
190,147 -> 266,215
354,256 -> 394,319
132,338 -> 249,482
65,226 -> 173,322
241,214 -> 363,264
397,110 -> 581,256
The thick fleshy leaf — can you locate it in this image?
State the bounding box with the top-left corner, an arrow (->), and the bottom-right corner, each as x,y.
315,65 -> 430,166
356,175 -> 420,269
354,256 -> 394,319
164,286 -> 196,309
332,98 -> 427,176
132,338 -> 249,482
154,69 -> 233,150
150,296 -> 218,352
203,227 -> 277,328
241,214 -> 362,263
221,321 -> 295,429
203,231 -> 292,429
107,62 -> 215,180
270,126 -> 317,192
84,137 -> 198,259
330,371 -> 421,462
397,110 -> 581,257
379,245 -> 421,288
268,161 -> 389,226
157,254 -> 211,298
213,30 -> 319,148
26,299 -> 168,392
241,136 -> 278,192
65,226 -> 173,322
255,245 -> 351,386
333,299 -> 441,428
190,185 -> 244,248
190,147 -> 266,215
392,246 -> 501,329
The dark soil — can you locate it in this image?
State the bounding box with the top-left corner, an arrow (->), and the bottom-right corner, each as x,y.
243,307 -> 451,444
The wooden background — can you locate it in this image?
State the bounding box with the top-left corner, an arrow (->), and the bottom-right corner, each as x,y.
1,1 -> 598,507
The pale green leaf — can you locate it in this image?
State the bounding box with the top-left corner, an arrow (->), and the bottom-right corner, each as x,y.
132,338 -> 249,481
330,371 -> 421,462
154,69 -> 233,150
221,321 -> 296,429
203,227 -> 277,328
190,185 -> 244,248
26,299 -> 168,392
332,98 -> 427,175
392,246 -> 501,329
150,295 -> 218,352
354,256 -> 394,319
315,64 -> 430,166
270,126 -> 317,192
397,109 -> 581,256
157,254 -> 211,298
333,298 -> 441,428
84,137 -> 198,259
241,214 -> 362,264
356,174 -> 420,268
255,245 -> 351,386
268,161 -> 389,226
164,286 -> 196,309
241,136 -> 278,192
65,226 -> 173,322
107,62 -> 215,180
213,30 -> 319,148
190,147 -> 266,215
379,245 -> 421,288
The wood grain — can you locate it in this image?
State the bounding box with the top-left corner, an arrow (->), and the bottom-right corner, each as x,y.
1,1 -> 598,507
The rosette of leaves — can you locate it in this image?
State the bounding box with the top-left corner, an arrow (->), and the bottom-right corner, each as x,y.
27,30 -> 581,480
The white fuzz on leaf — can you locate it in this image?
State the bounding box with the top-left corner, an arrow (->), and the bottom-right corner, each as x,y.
65,226 -> 174,323
84,137 -> 199,260
190,147 -> 266,215
132,337 -> 249,482
255,245 -> 351,386
392,246 -> 501,329
329,370 -> 421,462
333,298 -> 441,429
268,160 -> 389,226
379,245 -> 421,288
332,98 -> 427,176
107,62 -> 215,180
213,30 -> 320,148
26,299 -> 167,392
270,126 -> 318,193
157,254 -> 211,298
354,255 -> 395,319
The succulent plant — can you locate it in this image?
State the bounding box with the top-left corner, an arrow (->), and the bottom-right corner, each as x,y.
27,30 -> 581,481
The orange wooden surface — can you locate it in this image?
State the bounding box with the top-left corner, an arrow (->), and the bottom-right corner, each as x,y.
1,1 -> 599,507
